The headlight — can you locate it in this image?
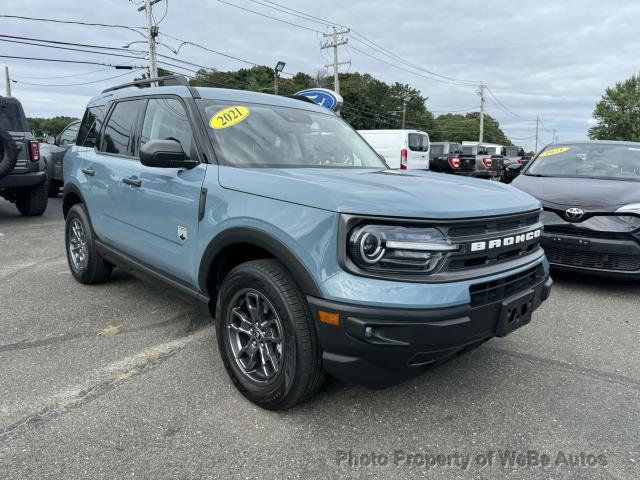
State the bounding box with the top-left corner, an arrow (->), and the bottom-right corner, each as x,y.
616,203 -> 640,215
347,224 -> 458,275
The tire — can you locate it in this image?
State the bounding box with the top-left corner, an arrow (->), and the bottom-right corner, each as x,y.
15,181 -> 48,216
65,204 -> 112,284
47,179 -> 61,198
0,128 -> 18,180
216,259 -> 325,410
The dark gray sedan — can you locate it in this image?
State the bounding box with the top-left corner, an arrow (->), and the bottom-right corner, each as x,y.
512,140 -> 640,278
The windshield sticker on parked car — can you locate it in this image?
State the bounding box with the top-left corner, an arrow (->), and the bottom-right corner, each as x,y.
539,147 -> 570,157
209,106 -> 250,129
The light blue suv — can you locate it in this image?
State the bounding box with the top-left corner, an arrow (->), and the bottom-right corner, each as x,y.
63,76 -> 552,409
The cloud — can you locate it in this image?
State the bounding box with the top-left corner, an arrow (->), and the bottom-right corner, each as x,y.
1,0 -> 637,149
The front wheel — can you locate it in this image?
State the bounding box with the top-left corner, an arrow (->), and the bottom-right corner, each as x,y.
216,259 -> 325,410
65,204 -> 112,284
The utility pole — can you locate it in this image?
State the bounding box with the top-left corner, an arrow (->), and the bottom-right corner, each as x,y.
4,65 -> 10,96
535,116 -> 540,152
477,81 -> 485,143
321,26 -> 350,95
137,0 -> 162,82
552,129 -> 557,143
401,99 -> 407,129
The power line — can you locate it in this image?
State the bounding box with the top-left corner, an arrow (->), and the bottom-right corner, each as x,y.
11,68 -> 146,87
485,86 -> 531,121
0,14 -> 146,37
242,0 -> 477,86
0,54 -> 146,68
213,0 -> 322,33
0,37 -> 147,61
245,0 -> 331,27
347,44 -> 469,86
13,65 -> 125,80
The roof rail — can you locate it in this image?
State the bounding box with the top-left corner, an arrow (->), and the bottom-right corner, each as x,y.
102,75 -> 189,94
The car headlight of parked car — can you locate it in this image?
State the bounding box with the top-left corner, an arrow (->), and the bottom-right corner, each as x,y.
616,203 -> 640,215
347,224 -> 458,275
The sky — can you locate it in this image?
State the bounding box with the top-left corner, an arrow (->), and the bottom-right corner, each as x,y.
2,0 -> 639,151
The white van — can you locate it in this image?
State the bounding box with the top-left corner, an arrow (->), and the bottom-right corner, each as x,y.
358,129 -> 430,169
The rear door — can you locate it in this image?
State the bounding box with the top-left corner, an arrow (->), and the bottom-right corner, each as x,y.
407,132 -> 429,169
90,98 -> 146,247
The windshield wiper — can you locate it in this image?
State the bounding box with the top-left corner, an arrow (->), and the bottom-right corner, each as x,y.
525,173 -> 548,177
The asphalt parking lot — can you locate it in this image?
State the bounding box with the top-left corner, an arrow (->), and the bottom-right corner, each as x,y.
0,197 -> 638,479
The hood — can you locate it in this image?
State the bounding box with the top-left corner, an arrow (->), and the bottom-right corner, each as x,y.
218,167 -> 540,219
511,175 -> 640,210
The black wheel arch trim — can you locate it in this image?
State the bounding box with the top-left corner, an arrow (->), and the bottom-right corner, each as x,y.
62,183 -> 87,218
198,227 -> 323,298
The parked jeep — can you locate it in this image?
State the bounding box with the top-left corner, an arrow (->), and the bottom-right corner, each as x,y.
0,96 -> 48,216
41,120 -> 81,197
62,76 -> 552,409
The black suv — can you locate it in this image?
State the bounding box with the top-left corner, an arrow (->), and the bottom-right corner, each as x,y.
0,96 -> 48,216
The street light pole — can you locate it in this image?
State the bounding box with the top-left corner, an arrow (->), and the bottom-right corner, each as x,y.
273,61 -> 286,96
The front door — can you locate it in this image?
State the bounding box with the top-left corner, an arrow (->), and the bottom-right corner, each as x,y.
122,96 -> 206,284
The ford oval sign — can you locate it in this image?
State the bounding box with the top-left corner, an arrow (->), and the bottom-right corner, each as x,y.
294,88 -> 343,111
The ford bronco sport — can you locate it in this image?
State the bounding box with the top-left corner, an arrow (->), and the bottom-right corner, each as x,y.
0,96 -> 48,216
62,76 -> 552,410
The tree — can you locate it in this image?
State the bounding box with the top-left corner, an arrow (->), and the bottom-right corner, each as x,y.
588,73 -> 640,141
28,116 -> 78,137
431,112 -> 511,144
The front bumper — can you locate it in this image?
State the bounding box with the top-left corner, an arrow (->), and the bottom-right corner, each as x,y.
542,232 -> 640,278
0,171 -> 46,189
308,274 -> 552,388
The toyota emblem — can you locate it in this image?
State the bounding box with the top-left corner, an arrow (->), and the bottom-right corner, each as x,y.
565,207 -> 584,220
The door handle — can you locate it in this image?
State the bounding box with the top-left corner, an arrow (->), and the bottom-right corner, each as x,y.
122,176 -> 142,187
81,167 -> 95,176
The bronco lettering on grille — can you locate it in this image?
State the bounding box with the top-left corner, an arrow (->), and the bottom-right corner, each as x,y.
469,228 -> 542,252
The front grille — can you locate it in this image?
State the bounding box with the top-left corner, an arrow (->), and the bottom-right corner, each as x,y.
544,225 -> 633,240
544,246 -> 640,272
470,265 -> 541,306
444,212 -> 542,271
447,212 -> 539,238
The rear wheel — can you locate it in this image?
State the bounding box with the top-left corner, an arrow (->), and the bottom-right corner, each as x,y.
16,181 -> 48,216
65,204 -> 112,284
216,259 -> 325,410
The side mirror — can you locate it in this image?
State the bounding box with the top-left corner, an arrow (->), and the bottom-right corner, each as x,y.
507,163 -> 523,173
140,139 -> 198,169
46,135 -> 56,145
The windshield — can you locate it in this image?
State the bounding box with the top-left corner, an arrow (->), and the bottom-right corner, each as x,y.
527,143 -> 640,180
0,100 -> 27,131
200,100 -> 387,168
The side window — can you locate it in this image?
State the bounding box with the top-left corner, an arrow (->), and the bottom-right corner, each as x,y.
140,98 -> 194,160
100,100 -> 143,156
77,105 -> 104,148
59,123 -> 80,145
